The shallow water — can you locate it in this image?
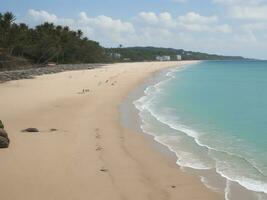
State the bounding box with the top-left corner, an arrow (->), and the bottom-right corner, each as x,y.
134,61 -> 267,200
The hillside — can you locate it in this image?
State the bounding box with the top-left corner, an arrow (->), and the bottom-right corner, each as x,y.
106,47 -> 246,61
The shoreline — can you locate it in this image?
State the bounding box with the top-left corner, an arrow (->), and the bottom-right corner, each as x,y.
128,61 -> 267,200
119,65 -> 180,161
119,62 -> 227,196
0,61 -> 222,200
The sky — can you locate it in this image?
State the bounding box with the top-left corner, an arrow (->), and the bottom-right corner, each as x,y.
1,0 -> 267,59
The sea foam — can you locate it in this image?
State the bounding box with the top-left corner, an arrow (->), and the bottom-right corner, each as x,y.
133,61 -> 267,199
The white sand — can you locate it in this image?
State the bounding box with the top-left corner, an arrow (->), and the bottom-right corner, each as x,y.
0,61 -> 223,200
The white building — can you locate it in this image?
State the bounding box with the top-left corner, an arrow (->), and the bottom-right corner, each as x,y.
113,53 -> 121,59
156,56 -> 163,61
176,55 -> 182,60
109,53 -> 122,59
162,56 -> 171,61
156,55 -> 171,61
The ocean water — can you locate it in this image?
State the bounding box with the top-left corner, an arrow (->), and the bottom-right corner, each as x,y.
134,61 -> 267,200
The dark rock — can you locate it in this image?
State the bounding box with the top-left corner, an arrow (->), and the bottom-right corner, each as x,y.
0,122 -> 10,148
22,128 -> 39,132
0,120 -> 4,129
100,168 -> 108,172
0,136 -> 9,148
0,64 -> 104,83
0,128 -> 8,138
50,128 -> 58,132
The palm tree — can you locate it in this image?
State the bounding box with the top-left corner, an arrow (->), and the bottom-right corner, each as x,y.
0,12 -> 16,50
3,12 -> 16,25
77,29 -> 83,39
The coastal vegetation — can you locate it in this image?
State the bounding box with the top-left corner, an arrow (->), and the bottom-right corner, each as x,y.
0,11 -> 245,70
0,12 -> 108,70
107,47 -> 245,62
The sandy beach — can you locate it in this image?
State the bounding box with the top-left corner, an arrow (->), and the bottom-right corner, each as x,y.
0,61 -> 223,200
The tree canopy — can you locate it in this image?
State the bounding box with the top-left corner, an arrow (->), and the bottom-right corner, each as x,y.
0,12 -> 109,69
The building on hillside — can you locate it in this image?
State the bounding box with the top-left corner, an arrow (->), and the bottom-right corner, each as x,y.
156,56 -> 163,61
162,56 -> 171,61
176,55 -> 182,60
156,55 -> 171,61
109,53 -> 121,59
113,53 -> 121,59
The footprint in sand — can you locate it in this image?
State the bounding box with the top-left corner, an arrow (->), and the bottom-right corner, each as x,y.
78,89 -> 90,94
95,133 -> 101,139
96,145 -> 103,151
100,167 -> 108,172
83,89 -> 90,93
95,128 -> 101,139
111,81 -> 117,86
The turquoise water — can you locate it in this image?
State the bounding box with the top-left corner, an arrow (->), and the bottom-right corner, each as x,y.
134,61 -> 267,200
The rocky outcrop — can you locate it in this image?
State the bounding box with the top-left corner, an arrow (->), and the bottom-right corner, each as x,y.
0,128 -> 8,138
0,120 -> 4,129
0,63 -> 104,83
0,121 -> 10,148
0,136 -> 9,148
22,128 -> 39,133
